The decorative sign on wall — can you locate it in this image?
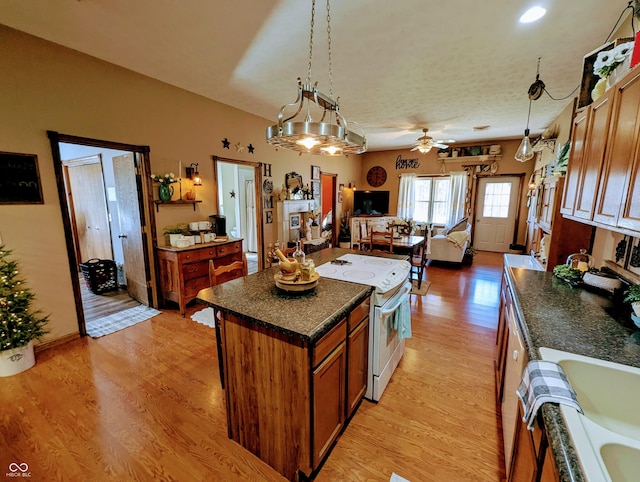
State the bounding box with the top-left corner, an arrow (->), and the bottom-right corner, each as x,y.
394,154 -> 420,170
262,163 -> 273,224
0,152 -> 44,204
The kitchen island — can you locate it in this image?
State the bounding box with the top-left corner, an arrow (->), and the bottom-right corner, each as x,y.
196,248 -> 375,481
503,266 -> 640,482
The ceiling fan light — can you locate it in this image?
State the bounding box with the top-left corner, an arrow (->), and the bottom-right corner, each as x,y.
418,145 -> 431,154
515,129 -> 534,162
321,145 -> 342,155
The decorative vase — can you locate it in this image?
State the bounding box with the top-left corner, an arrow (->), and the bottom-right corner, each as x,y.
158,183 -> 173,201
591,77 -> 607,101
632,301 -> 640,317
0,342 -> 35,378
169,233 -> 181,247
606,56 -> 631,89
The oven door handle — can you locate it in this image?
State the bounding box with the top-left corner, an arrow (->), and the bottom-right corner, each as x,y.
379,282 -> 412,316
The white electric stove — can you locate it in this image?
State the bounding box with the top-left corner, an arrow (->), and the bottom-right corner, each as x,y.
316,253 -> 412,401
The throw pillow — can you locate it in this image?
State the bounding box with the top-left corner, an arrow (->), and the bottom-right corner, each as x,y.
442,217 -> 467,236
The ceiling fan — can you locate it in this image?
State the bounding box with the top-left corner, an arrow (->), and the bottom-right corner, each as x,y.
410,128 -> 450,153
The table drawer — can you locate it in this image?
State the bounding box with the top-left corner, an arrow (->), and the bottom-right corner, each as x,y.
185,276 -> 209,298
182,260 -> 208,281
216,241 -> 242,257
196,246 -> 218,261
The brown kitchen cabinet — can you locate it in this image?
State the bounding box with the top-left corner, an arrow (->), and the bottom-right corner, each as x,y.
346,298 -> 370,418
509,404 -> 537,482
594,67 -> 640,226
156,240 -> 243,315
560,108 -> 589,217
219,298 -> 370,481
535,177 -> 594,270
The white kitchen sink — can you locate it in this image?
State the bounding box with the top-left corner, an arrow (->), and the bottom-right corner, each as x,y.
538,347 -> 640,482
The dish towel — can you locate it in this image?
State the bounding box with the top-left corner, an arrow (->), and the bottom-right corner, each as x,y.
392,296 -> 412,340
516,360 -> 582,430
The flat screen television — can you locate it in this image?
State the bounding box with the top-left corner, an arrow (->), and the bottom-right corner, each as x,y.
353,190 -> 390,215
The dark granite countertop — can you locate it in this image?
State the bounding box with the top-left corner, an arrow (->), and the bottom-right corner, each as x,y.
196,248 -> 383,343
504,266 -> 640,482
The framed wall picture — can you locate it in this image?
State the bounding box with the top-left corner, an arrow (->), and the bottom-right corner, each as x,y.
338,191 -> 343,204
0,152 -> 44,204
290,214 -> 301,230
311,165 -> 320,180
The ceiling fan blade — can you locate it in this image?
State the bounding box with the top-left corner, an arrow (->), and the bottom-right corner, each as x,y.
410,146 -> 420,151
433,142 -> 449,149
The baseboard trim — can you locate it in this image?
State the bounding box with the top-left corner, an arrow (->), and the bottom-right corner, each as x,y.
35,333 -> 81,353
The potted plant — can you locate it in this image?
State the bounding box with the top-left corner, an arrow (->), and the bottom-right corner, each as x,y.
338,211 -> 351,248
163,223 -> 189,246
0,245 -> 49,377
623,283 -> 640,317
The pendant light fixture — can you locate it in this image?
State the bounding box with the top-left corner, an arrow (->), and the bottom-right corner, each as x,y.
515,58 -> 545,163
266,0 -> 366,156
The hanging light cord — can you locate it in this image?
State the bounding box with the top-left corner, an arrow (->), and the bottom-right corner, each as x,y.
305,0 -> 316,85
543,1 -> 635,101
525,98 -> 532,133
326,0 -> 333,99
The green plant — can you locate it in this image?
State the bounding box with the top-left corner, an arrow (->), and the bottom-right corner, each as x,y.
552,264 -> 583,282
150,173 -> 180,184
163,223 -> 189,235
623,284 -> 640,303
0,246 -> 49,351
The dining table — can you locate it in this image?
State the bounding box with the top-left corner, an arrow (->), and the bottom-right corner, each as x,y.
360,234 -> 425,256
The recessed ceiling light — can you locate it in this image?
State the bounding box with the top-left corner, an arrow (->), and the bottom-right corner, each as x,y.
520,6 -> 546,23
473,125 -> 490,131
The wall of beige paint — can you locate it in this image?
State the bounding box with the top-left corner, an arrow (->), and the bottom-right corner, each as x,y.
0,25 -> 362,344
360,139 -> 536,245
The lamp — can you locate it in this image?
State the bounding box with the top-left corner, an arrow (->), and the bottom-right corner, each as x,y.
348,182 -> 356,190
265,0 -> 366,156
186,163 -> 201,186
515,58 -> 545,163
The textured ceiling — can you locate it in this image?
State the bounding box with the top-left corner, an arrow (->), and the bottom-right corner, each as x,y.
1,0 -> 634,151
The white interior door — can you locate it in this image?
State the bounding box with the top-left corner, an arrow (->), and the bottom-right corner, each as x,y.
245,180 -> 257,252
475,177 -> 520,252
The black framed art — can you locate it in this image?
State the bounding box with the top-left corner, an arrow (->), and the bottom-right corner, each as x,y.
311,165 -> 320,180
0,152 -> 44,204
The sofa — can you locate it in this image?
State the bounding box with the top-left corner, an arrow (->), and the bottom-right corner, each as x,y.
425,221 -> 472,264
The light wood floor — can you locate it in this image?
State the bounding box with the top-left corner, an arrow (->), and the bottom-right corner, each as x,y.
1,252 -> 505,481
80,274 -> 140,322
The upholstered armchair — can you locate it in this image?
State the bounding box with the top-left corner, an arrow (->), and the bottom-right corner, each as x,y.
425,221 -> 472,264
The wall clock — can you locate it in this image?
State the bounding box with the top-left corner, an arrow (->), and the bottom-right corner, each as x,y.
367,166 -> 387,187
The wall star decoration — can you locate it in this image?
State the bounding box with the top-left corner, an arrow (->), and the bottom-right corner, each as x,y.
222,138 -> 230,149
229,190 -> 236,198
235,142 -> 244,152
247,143 -> 255,154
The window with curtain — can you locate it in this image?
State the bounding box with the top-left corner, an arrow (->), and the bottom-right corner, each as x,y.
414,176 -> 451,224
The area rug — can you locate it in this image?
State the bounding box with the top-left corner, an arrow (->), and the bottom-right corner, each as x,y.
410,280 -> 430,296
190,307 -> 215,328
86,305 -> 161,338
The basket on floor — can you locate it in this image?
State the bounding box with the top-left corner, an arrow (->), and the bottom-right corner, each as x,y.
80,258 -> 118,294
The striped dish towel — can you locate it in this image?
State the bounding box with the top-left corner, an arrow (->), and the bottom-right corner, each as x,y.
516,360 -> 582,430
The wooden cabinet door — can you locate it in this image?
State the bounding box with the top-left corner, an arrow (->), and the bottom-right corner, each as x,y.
560,110 -> 589,216
615,69 -> 640,231
539,442 -> 560,482
508,404 -> 538,482
313,341 -> 346,468
573,91 -> 613,220
594,70 -> 640,226
495,273 -> 511,401
347,317 -> 369,417
538,178 -> 557,232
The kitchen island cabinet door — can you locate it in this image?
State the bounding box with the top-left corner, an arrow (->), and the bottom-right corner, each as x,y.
560,109 -> 589,216
508,405 -> 537,482
616,69 -> 640,231
313,341 -> 346,468
572,91 -> 613,220
346,316 -> 369,417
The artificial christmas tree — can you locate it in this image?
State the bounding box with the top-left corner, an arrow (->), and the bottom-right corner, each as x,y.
0,245 -> 49,377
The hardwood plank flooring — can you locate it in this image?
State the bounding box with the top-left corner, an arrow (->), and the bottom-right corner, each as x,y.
80,274 -> 140,322
1,252 -> 505,481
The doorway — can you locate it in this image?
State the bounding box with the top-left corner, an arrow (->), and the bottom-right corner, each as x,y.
321,172 -> 338,245
474,176 -> 521,252
213,156 -> 263,273
48,132 -> 157,336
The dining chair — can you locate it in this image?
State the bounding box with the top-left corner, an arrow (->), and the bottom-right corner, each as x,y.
368,229 -> 394,253
410,230 -> 431,289
209,253 -> 248,389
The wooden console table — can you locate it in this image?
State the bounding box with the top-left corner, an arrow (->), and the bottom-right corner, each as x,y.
156,239 -> 243,315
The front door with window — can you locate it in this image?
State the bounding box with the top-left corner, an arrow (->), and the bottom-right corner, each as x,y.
475,177 -> 520,252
